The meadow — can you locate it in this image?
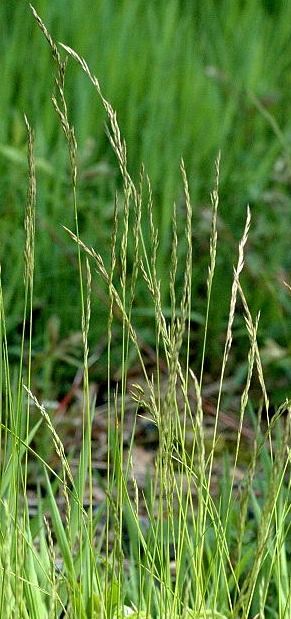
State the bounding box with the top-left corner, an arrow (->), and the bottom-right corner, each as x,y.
0,1 -> 290,617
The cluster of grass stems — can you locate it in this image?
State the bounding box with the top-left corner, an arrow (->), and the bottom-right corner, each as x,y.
0,8 -> 290,618
2,1 -> 291,372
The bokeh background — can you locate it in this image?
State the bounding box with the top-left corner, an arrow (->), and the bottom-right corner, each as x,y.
1,0 -> 291,405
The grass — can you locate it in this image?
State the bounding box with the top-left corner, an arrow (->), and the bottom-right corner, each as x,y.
0,6 -> 290,617
1,1 -> 291,403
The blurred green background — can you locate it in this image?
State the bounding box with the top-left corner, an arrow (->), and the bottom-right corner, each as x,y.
1,0 -> 291,403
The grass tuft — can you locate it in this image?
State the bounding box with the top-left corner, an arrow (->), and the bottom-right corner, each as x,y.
0,5 -> 289,618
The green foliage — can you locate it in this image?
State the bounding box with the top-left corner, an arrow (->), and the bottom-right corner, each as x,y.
1,1 -> 291,401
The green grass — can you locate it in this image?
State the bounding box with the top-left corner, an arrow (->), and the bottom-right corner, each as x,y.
1,1 -> 291,403
0,7 -> 290,617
